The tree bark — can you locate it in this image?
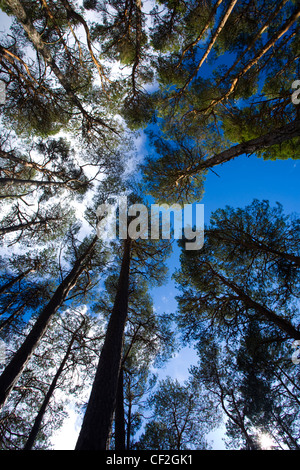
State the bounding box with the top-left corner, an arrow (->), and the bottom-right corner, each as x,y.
0,236 -> 97,408
208,228 -> 300,267
0,218 -> 58,236
205,262 -> 300,340
114,367 -> 126,450
175,0 -> 223,69
126,395 -> 132,451
75,238 -> 132,450
180,0 -> 237,92
191,119 -> 300,173
5,0 -> 115,134
0,267 -> 33,295
23,321 -> 84,450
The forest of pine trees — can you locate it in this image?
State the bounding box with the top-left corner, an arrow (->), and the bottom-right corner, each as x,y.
0,0 -> 299,451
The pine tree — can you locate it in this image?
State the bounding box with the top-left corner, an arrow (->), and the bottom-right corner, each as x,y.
136,376 -> 216,450
0,233 -> 100,408
174,200 -> 300,343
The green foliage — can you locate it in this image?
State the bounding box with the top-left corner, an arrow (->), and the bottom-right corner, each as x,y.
136,377 -> 215,450
2,89 -> 72,138
83,0 -> 98,10
122,92 -> 155,130
0,0 -> 299,451
174,199 -> 300,344
141,131 -> 207,204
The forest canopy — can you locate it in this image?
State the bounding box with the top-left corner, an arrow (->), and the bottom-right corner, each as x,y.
0,0 -> 299,451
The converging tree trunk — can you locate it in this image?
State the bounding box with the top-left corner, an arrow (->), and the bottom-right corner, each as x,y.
192,119 -> 300,174
0,267 -> 34,295
0,236 -> 97,408
0,300 -> 27,332
114,367 -> 126,450
0,217 -> 59,236
208,228 -> 300,267
23,320 -> 84,450
75,238 -> 132,450
205,262 -> 300,340
180,0 -> 237,92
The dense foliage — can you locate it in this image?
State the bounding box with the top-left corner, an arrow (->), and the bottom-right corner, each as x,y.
0,0 -> 299,450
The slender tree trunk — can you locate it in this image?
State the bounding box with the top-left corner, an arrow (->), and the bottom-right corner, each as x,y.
126,396 -> 132,451
181,0 -> 237,92
208,5 -> 300,109
23,321 -> 83,450
230,391 -> 258,450
175,0 -> 223,69
0,148 -> 65,177
0,296 -> 17,318
219,383 -> 257,450
274,413 -> 300,450
75,239 -> 132,450
0,236 -> 97,408
0,177 -> 75,188
60,0 -> 107,87
0,218 -> 57,236
205,262 -> 300,340
191,119 -> 300,173
4,0 -> 86,108
218,0 -> 289,85
114,367 -> 126,450
243,243 -> 300,267
0,268 -> 33,295
0,301 -> 26,331
209,229 -> 300,267
131,0 -> 142,94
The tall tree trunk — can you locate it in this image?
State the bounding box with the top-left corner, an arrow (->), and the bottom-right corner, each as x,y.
0,301 -> 26,332
23,321 -> 84,450
217,0 -> 289,86
242,243 -> 300,267
175,0 -> 223,69
60,0 -> 107,87
75,238 -> 132,450
218,381 -> 257,450
0,267 -> 33,295
180,0 -> 237,92
0,148 -> 68,178
208,5 -> 300,109
205,262 -> 300,340
0,218 -> 58,236
0,236 -> 97,408
209,228 -> 300,267
114,367 -> 126,450
0,177 -> 76,188
190,119 -> 300,174
126,395 -> 132,451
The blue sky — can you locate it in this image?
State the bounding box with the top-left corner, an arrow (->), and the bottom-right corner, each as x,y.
1,2 -> 299,451
150,148 -> 300,324
149,147 -> 300,449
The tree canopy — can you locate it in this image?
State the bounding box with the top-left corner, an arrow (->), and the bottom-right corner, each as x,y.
0,0 -> 299,451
